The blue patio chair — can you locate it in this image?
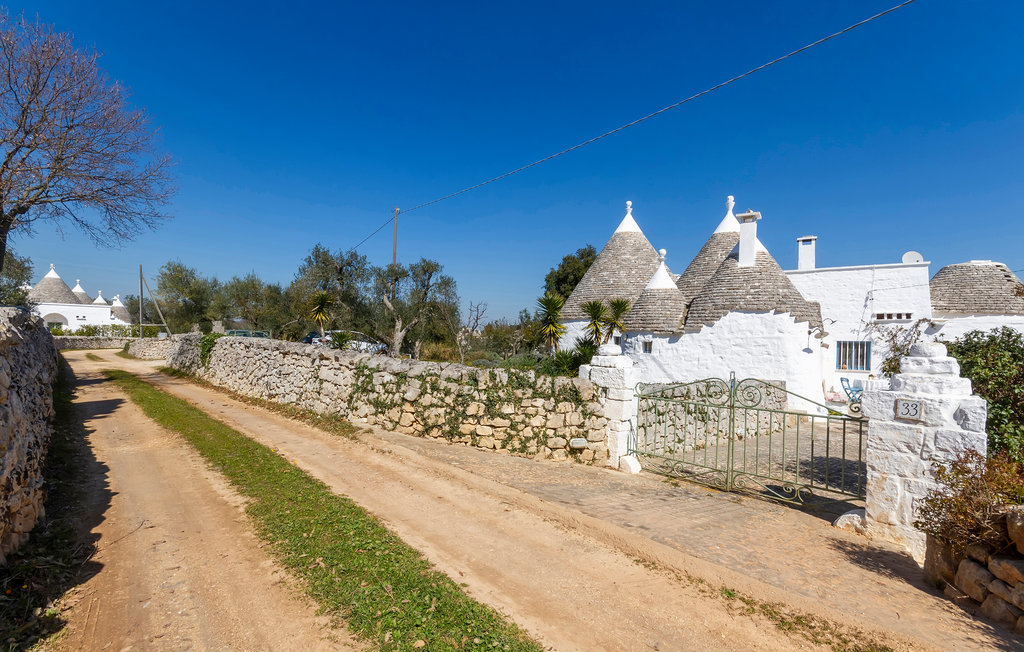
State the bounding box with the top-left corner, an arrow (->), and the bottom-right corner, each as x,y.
840,377 -> 862,403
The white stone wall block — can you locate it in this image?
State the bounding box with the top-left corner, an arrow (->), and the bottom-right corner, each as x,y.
866,447 -> 926,478
953,397 -> 988,433
910,342 -> 948,358
933,428 -> 987,456
587,366 -> 631,389
860,389 -> 894,421
899,355 -> 961,376
890,374 -> 972,397
865,422 -> 925,455
866,473 -> 903,525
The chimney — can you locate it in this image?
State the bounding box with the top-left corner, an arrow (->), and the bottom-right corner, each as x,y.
797,236 -> 817,270
736,209 -> 761,267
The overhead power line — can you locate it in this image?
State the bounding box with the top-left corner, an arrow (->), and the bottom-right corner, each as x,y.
349,0 -> 920,254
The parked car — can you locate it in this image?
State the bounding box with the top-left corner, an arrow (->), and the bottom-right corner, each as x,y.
301,331 -> 319,344
311,330 -> 387,354
226,329 -> 271,338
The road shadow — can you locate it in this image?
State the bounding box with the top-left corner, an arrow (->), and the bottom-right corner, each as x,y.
827,538 -> 1024,649
0,360 -> 116,646
827,537 -> 922,584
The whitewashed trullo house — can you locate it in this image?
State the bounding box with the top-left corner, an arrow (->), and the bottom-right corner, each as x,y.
560,198 -> 1024,409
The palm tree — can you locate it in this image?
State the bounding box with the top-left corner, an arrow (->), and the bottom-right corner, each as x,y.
581,300 -> 608,346
604,298 -> 631,343
308,291 -> 334,338
536,293 -> 567,353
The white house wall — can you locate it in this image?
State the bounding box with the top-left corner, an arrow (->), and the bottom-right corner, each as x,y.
623,311 -> 824,413
927,315 -> 1024,342
34,302 -> 126,328
786,262 -> 932,393
558,319 -> 589,352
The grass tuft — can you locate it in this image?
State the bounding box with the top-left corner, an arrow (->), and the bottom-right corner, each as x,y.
104,369 -> 540,652
84,352 -> 102,361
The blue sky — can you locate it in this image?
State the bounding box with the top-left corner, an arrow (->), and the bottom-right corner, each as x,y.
10,0 -> 1024,319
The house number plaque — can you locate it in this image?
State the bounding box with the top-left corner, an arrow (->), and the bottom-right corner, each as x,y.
895,398 -> 925,422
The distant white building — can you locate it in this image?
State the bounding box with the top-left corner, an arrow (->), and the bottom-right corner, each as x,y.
28,264 -> 131,330
561,197 -> 1024,408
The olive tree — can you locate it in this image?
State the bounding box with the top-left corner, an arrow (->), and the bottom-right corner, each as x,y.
0,11 -> 174,272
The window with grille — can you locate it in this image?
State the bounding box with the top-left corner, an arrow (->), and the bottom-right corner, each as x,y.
874,312 -> 913,321
642,341 -> 653,354
836,341 -> 871,371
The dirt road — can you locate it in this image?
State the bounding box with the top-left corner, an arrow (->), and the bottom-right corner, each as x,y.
52,354 -> 360,651
56,350 -> 922,652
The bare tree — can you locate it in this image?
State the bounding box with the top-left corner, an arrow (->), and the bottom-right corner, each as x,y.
441,300 -> 487,365
0,11 -> 174,272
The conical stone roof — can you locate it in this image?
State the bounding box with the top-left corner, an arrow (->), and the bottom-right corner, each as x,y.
930,261 -> 1024,316
561,201 -> 660,320
684,247 -> 823,332
71,279 -> 93,304
28,265 -> 79,304
623,250 -> 687,334
675,196 -> 741,306
111,295 -> 132,323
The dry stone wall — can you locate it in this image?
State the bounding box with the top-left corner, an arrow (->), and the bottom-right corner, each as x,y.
127,336 -> 174,360
168,336 -> 610,463
925,514 -> 1024,635
0,308 -> 58,564
53,335 -> 133,350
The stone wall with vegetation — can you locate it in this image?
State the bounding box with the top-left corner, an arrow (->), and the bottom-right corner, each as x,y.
127,336 -> 173,359
53,335 -> 133,350
925,509 -> 1024,634
168,335 -> 611,463
0,308 -> 58,564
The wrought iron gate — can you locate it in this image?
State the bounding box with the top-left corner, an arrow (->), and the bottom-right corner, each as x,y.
632,373 -> 866,504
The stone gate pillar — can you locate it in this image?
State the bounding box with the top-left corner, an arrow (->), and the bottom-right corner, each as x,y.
859,341 -> 987,561
578,344 -> 641,473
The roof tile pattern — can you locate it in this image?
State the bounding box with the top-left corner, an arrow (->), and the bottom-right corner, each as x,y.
29,275 -> 79,304
930,262 -> 1024,316
111,305 -> 133,322
674,231 -> 741,306
562,231 -> 660,320
623,287 -> 688,334
684,249 -> 823,331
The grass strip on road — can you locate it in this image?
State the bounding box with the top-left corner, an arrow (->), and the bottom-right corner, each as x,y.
102,369 -> 541,652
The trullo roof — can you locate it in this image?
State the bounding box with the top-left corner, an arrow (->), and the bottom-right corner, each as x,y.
930,261 -> 1024,316
684,246 -> 823,331
28,265 -> 79,304
623,249 -> 688,334
561,201 -> 660,320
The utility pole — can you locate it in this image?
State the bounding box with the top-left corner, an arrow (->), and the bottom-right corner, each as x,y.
392,206 -> 399,267
138,265 -> 144,339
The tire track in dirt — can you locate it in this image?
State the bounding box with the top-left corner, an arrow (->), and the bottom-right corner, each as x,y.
55,353 -> 360,651
83,352 -> 925,652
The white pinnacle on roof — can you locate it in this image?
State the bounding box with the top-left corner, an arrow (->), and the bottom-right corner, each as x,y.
712,195 -> 740,234
613,200 -> 643,234
72,279 -> 85,293
92,290 -> 108,305
111,294 -> 125,307
645,249 -> 677,290
44,263 -> 61,279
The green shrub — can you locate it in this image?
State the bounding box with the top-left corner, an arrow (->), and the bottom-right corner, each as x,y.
199,332 -> 225,367
945,327 -> 1024,462
914,449 -> 1024,555
328,331 -> 353,350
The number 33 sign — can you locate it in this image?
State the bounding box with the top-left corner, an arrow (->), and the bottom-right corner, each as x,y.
895,399 -> 924,422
